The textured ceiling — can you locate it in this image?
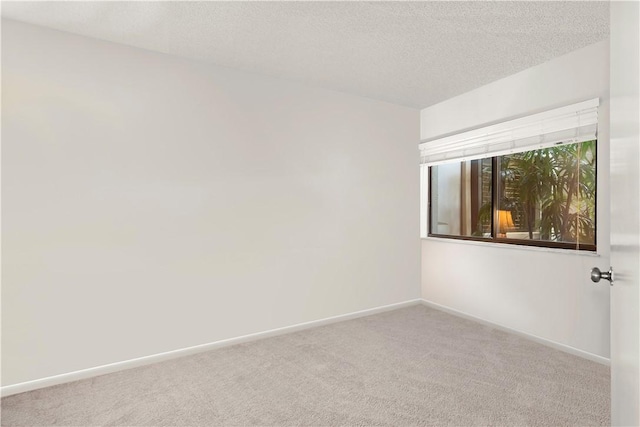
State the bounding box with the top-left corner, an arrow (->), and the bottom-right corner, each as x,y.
1,1 -> 609,108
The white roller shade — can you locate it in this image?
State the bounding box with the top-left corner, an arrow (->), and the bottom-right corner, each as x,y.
419,98 -> 599,166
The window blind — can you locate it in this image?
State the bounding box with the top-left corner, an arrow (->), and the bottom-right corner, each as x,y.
419,98 -> 599,166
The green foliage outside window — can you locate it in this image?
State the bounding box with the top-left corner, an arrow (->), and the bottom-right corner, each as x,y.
489,140 -> 597,245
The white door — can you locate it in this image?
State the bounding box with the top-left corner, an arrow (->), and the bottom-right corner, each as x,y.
610,2 -> 640,425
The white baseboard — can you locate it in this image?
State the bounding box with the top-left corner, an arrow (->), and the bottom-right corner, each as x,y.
3,298 -> 607,397
1,299 -> 422,397
420,299 -> 610,366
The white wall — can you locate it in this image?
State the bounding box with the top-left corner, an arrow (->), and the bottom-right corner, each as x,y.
420,40 -> 611,359
1,20 -> 420,387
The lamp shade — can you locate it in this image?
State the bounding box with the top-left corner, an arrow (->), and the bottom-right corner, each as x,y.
497,210 -> 515,233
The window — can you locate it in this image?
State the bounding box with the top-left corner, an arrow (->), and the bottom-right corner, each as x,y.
428,141 -> 597,250
420,99 -> 599,251
429,158 -> 492,237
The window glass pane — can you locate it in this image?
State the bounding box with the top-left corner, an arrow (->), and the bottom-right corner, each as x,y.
430,158 -> 492,237
496,140 -> 596,246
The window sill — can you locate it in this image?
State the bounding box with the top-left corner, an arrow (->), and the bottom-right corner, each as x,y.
421,235 -> 602,257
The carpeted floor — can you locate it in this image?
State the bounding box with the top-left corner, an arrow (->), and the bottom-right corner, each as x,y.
1,304 -> 610,426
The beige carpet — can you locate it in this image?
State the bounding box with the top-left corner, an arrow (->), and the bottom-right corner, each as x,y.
1,304 -> 609,426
